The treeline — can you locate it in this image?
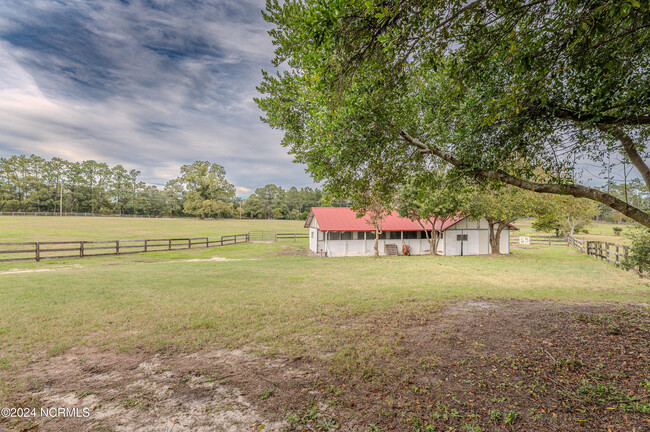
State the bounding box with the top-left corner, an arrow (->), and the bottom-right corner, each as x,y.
0,155 -> 338,219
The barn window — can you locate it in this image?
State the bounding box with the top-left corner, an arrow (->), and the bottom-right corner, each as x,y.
367,231 -> 375,239
341,232 -> 352,240
330,232 -> 341,240
456,234 -> 468,241
311,232 -> 314,239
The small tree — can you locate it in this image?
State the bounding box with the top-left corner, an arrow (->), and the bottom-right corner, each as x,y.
533,195 -> 598,237
397,172 -> 470,255
366,198 -> 388,257
350,179 -> 395,257
471,186 -> 534,254
623,226 -> 650,274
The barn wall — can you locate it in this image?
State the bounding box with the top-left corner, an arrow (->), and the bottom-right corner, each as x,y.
445,229 -> 480,256
479,230 -> 489,254
309,227 -> 318,252
324,238 -> 437,257
313,217 -> 515,257
499,229 -> 510,254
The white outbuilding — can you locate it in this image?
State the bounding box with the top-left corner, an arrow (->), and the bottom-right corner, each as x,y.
305,207 -> 517,257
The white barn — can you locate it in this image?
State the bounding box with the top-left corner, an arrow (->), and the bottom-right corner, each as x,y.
305,207 -> 517,257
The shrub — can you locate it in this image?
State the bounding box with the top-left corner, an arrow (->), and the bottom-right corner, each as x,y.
622,227 -> 650,272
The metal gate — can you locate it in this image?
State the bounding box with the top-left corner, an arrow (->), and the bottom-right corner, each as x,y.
248,231 -> 274,241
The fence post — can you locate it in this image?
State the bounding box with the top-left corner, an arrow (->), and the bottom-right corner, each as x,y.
275,232 -> 278,241
35,242 -> 40,262
116,240 -> 120,255
80,241 -> 84,258
205,237 -> 208,248
616,245 -> 619,263
168,239 -> 172,250
144,239 -> 148,252
188,239 -> 192,249
624,246 -> 629,261
221,236 -> 224,246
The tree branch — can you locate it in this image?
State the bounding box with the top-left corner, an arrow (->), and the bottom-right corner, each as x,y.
554,109 -> 650,126
399,130 -> 650,228
596,124 -> 650,192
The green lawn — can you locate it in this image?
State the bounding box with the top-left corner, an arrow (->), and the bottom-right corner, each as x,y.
0,243 -> 646,369
1,236 -> 647,431
0,216 -> 306,242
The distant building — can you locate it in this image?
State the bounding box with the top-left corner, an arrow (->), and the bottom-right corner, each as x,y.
305,207 -> 517,257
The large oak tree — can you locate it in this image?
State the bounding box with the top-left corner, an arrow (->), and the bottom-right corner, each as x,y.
257,0 -> 650,226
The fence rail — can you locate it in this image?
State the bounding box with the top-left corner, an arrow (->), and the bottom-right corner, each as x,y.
0,231 -> 308,263
0,234 -> 249,262
0,211 -> 197,218
566,236 -> 649,279
275,232 -> 309,240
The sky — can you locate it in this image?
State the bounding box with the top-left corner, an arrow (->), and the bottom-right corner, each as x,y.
0,0 -> 314,196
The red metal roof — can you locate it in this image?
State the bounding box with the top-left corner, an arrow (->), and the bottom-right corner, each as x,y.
304,207 -> 467,232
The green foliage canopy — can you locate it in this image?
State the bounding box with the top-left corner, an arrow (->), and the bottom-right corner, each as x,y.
397,170 -> 471,254
258,0 -> 650,226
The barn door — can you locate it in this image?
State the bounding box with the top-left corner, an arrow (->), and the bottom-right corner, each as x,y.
456,232 -> 468,256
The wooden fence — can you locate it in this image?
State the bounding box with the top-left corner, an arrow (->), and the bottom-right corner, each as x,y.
0,234 -> 249,262
567,236 -> 649,279
0,211 -> 194,218
0,232 -> 309,263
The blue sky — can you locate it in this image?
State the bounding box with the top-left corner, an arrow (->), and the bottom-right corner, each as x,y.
0,0 -> 313,195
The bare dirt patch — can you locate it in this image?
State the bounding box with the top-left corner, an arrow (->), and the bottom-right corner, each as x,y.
275,244 -> 313,257
1,300 -> 648,432
3,348 -> 297,432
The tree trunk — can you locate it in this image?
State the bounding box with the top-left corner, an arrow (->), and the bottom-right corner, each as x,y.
488,221 -> 499,255
374,228 -> 379,257
494,224 -> 505,254
418,219 -> 438,255
430,232 -> 440,255
488,221 -> 506,255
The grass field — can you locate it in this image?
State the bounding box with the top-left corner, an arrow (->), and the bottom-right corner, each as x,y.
0,216 -> 306,242
512,218 -> 634,244
0,217 -> 648,431
1,215 -> 632,243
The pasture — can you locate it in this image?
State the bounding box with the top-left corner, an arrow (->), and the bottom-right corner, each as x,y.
0,215 -> 305,242
514,218 -> 634,244
0,217 -> 648,432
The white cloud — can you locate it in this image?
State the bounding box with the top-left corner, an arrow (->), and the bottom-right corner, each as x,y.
0,0 -> 316,190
